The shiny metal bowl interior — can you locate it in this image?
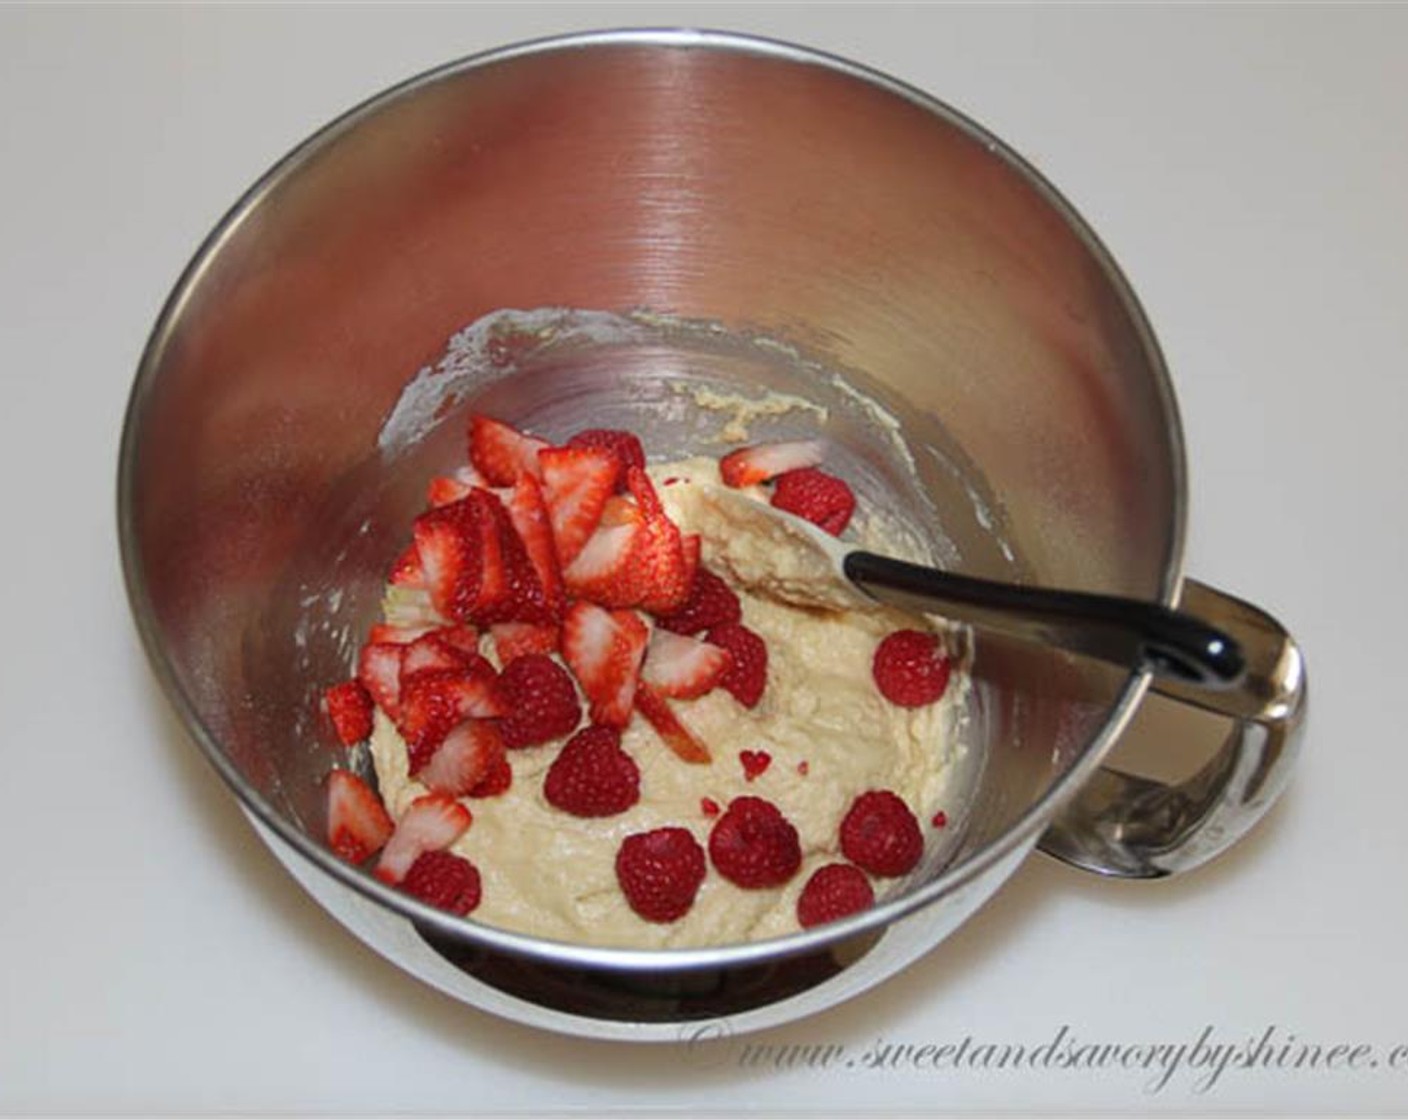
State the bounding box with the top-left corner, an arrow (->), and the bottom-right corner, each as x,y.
118,29 -> 1182,1025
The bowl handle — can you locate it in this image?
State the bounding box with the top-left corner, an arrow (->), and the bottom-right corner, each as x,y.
1037,579 -> 1307,878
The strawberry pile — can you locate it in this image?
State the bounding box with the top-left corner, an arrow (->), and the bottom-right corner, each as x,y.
318,414 -> 786,914
318,412 -> 952,932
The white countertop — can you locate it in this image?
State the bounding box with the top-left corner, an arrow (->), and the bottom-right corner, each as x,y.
3,3 -> 1404,1114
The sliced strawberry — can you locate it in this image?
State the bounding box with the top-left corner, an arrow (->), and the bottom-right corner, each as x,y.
624,465 -> 665,518
560,601 -> 648,729
465,490 -> 511,621
490,621 -> 561,665
399,633 -> 488,682
324,679 -> 375,745
418,720 -> 506,798
468,414 -> 548,486
399,667 -> 509,771
389,542 -> 426,589
467,752 -> 513,798
427,475 -> 474,508
399,636 -> 462,680
375,793 -> 472,884
427,466 -> 488,508
367,622 -> 436,646
357,641 -> 405,720
538,445 -> 622,566
634,681 -> 712,764
621,468 -> 693,613
641,629 -> 732,700
561,495 -> 644,607
504,473 -> 565,619
680,533 -> 702,594
427,624 -> 481,658
633,512 -> 693,614
567,428 -> 646,481
412,491 -> 548,626
719,439 -> 825,488
326,769 -> 394,864
412,500 -> 479,621
476,487 -> 554,625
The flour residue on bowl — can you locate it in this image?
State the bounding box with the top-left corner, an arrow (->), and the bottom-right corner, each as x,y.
377,308 -> 733,456
673,383 -> 829,445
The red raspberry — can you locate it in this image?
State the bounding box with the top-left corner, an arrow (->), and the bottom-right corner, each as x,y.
770,467 -> 856,536
872,629 -> 952,707
496,653 -> 582,748
567,428 -> 647,479
840,790 -> 924,877
324,679 -> 374,745
705,622 -> 768,708
739,749 -> 771,781
467,753 -> 513,798
400,849 -> 482,915
796,863 -> 876,928
654,568 -> 741,635
708,796 -> 801,888
615,826 -> 707,923
543,725 -> 641,817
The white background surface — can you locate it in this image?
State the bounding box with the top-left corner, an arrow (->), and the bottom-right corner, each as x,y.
2,2 -> 1404,1115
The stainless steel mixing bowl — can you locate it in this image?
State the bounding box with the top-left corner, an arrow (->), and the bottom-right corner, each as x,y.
117,29 -> 1305,1040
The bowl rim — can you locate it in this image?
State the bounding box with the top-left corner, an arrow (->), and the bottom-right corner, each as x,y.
116,25 -> 1183,972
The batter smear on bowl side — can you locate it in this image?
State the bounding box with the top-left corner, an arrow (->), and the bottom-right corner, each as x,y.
320,414 -> 972,948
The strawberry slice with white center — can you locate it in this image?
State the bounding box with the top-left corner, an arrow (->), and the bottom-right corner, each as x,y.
622,467 -> 693,614
413,500 -> 479,621
326,769 -> 395,864
426,465 -> 487,508
466,491 -> 512,619
489,620 -> 561,665
418,720 -> 506,798
399,633 -> 492,683
468,415 -> 548,487
642,629 -> 733,700
561,494 -> 645,607
504,473 -> 565,619
375,793 -> 473,884
357,641 -> 406,720
680,533 -> 702,593
718,439 -> 825,488
561,600 -> 648,728
412,490 -> 548,626
539,445 -> 622,566
399,666 -> 510,771
478,488 -> 556,625
426,624 -> 481,658
625,463 -> 666,518
367,622 -> 436,646
634,680 -> 712,764
632,512 -> 692,615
